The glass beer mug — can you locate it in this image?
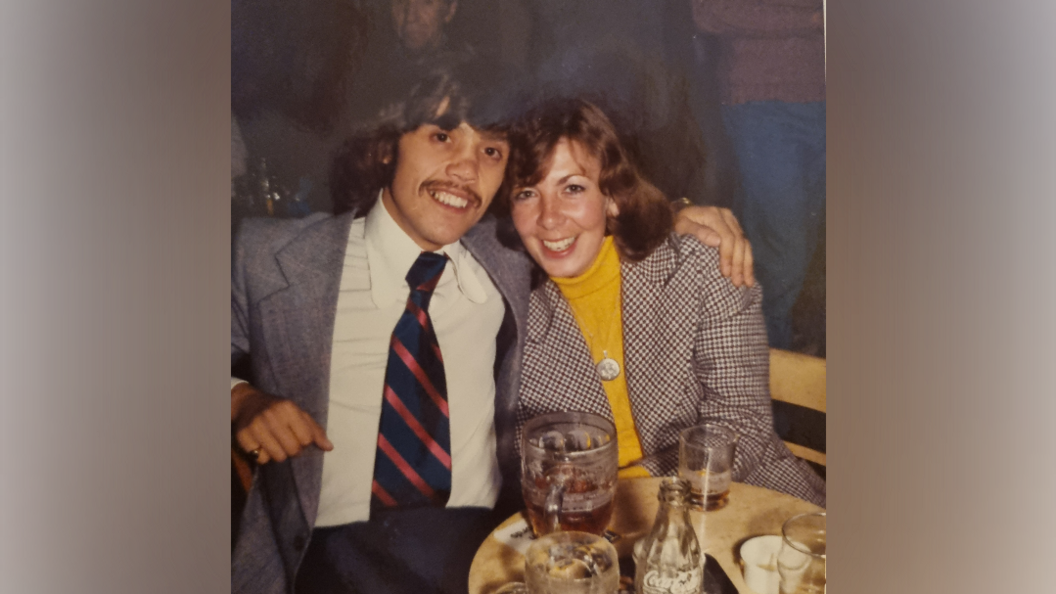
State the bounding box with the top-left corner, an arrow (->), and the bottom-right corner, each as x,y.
521,412 -> 619,537
494,531 -> 620,594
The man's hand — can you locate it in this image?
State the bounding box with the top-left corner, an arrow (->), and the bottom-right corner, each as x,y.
232,383 -> 334,464
673,203 -> 755,287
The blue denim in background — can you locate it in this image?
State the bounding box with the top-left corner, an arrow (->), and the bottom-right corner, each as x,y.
722,101 -> 826,349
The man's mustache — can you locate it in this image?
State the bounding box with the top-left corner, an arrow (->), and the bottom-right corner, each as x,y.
420,181 -> 482,208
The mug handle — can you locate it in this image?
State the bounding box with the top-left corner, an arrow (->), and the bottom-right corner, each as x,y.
543,469 -> 571,534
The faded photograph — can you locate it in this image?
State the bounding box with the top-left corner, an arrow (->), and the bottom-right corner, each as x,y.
230,2 -> 826,592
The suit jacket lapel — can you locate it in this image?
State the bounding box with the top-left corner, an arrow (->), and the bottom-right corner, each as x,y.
522,281 -> 613,421
523,239 -> 682,426
257,213 -> 353,523
460,218 -> 534,491
620,238 -> 693,455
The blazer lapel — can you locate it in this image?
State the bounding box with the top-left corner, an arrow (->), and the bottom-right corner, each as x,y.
257,213 -> 353,524
620,237 -> 698,455
460,218 -> 536,490
524,238 -> 682,426
521,281 -> 613,422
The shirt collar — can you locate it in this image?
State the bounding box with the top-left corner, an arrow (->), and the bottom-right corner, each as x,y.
363,191 -> 490,307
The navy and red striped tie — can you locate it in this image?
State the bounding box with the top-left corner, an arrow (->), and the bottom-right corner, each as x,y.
371,252 -> 451,513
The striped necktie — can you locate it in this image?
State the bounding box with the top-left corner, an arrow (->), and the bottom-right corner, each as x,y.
371,252 -> 451,513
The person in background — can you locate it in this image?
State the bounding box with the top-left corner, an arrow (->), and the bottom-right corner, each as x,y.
390,0 -> 459,54
231,64 -> 756,594
691,0 -> 826,350
344,0 -> 480,132
497,98 -> 825,506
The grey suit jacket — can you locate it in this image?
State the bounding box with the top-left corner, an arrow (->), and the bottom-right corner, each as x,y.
230,211 -> 532,594
516,234 -> 826,507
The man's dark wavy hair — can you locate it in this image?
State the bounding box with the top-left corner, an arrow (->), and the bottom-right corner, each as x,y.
331,59 -> 521,215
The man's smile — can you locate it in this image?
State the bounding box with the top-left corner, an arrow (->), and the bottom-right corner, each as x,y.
429,188 -> 469,209
422,181 -> 480,211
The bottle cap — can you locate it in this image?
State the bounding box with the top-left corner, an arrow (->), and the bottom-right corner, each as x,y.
657,477 -> 690,503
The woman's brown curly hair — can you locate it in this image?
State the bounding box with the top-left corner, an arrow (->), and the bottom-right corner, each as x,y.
494,97 -> 673,262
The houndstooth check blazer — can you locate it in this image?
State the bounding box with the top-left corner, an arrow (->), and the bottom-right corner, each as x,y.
517,233 -> 826,507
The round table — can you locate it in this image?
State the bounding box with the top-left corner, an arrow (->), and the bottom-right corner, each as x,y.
468,478 -> 823,594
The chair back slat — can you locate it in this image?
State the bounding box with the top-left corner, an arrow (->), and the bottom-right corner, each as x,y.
769,348 -> 826,412
769,348 -> 826,478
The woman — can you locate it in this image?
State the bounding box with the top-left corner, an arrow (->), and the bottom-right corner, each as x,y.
498,98 -> 825,506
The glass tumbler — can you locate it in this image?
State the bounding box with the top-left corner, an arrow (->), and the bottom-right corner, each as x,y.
777,512 -> 826,594
525,531 -> 620,594
677,424 -> 738,511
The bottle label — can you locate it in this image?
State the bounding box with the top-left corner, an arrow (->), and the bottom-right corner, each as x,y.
639,568 -> 703,594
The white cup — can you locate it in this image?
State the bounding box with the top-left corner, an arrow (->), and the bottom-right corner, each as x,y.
739,535 -> 783,594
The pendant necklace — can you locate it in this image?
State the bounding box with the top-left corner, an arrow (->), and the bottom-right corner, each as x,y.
571,289 -> 623,382
596,352 -> 621,382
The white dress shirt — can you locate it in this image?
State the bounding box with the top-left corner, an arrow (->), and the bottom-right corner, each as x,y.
311,197 -> 506,526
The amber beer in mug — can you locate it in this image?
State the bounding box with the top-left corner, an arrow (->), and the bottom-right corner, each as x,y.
524,475 -> 616,536
521,412 -> 618,537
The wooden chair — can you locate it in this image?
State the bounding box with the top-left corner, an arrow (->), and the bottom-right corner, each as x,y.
768,348 -> 826,480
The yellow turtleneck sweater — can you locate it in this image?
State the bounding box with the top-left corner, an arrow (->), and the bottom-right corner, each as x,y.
551,236 -> 651,478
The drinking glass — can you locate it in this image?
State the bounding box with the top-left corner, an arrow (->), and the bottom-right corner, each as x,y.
525,531 -> 620,594
521,412 -> 618,536
677,424 -> 738,511
777,512 -> 826,594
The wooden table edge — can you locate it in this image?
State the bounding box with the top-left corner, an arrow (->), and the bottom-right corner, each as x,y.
468,478 -> 823,594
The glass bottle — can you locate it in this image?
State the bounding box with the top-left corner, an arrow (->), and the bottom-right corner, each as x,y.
634,478 -> 704,594
258,157 -> 278,217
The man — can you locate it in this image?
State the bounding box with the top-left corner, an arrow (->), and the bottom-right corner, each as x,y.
341,0 -> 478,140
390,0 -> 458,53
231,64 -> 752,593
